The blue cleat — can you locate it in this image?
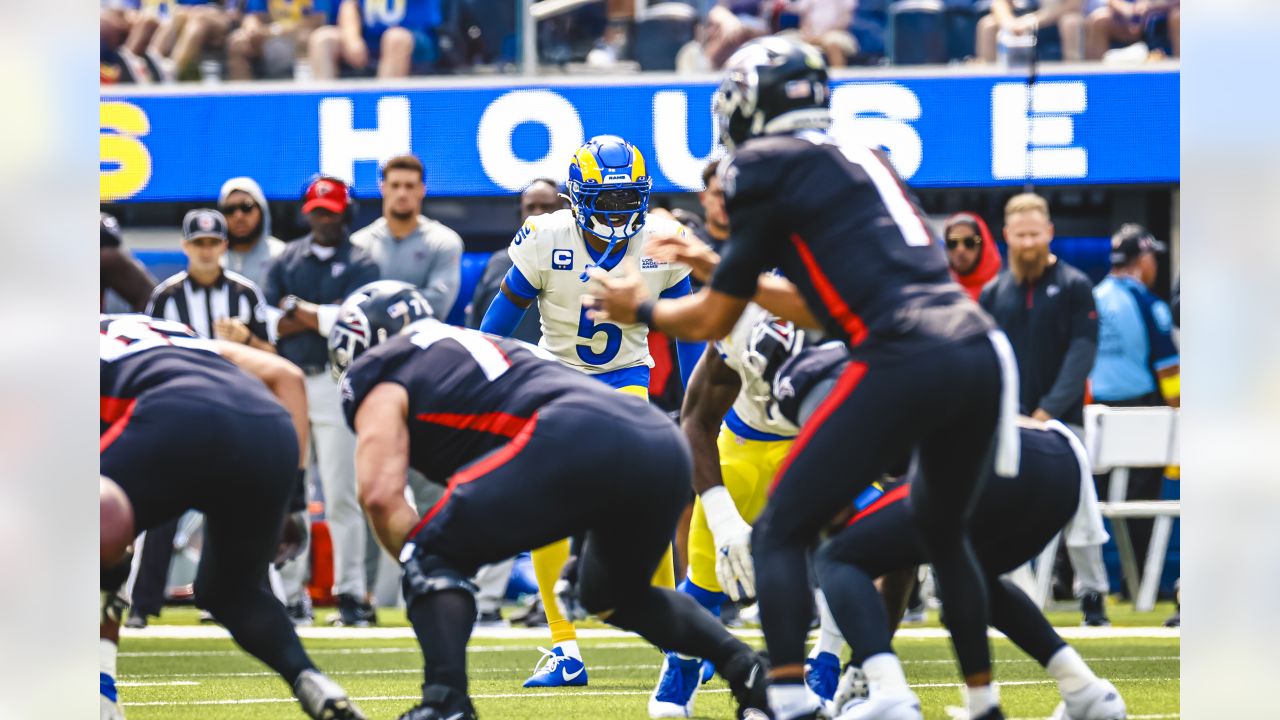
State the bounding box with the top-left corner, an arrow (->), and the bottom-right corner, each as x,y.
648,653 -> 701,718
700,659 -> 715,685
805,651 -> 841,705
101,672 -> 124,720
523,646 -> 588,688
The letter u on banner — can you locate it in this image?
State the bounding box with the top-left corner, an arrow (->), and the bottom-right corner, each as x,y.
653,90 -> 719,191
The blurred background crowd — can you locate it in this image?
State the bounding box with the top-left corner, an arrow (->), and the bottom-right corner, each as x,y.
101,0 -> 1181,84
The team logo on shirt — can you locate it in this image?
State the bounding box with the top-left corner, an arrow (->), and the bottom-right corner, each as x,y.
331,262 -> 346,278
552,249 -> 574,270
1046,284 -> 1061,297
640,256 -> 666,271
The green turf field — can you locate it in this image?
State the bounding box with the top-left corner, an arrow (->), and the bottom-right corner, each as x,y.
118,603 -> 1179,720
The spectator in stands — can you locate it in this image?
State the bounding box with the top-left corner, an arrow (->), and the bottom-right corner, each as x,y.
265,176 -> 381,627
980,193 -> 1110,626
126,208 -> 275,629
143,0 -> 237,82
977,0 -> 1085,63
944,211 -> 1001,301
782,0 -> 857,68
308,0 -> 442,79
225,0 -> 331,80
700,3 -> 766,69
1086,0 -> 1179,60
100,212 -> 156,312
351,154 -> 464,318
1090,224 -> 1179,577
219,177 -> 285,289
465,178 -> 563,343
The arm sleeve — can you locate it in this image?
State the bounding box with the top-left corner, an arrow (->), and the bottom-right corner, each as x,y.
479,279 -> 530,337
660,275 -> 706,387
421,230 -> 464,320
709,157 -> 779,299
1037,275 -> 1098,418
467,252 -> 512,330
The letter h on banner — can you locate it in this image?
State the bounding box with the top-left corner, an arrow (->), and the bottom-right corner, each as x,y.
991,81 -> 1088,181
319,96 -> 412,184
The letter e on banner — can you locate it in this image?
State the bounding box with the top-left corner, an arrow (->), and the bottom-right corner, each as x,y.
991,81 -> 1087,181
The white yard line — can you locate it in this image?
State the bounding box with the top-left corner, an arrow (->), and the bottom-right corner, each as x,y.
123,679 -> 1179,708
123,624 -> 1181,641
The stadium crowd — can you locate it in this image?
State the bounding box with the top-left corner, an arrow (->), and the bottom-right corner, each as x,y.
100,0 -> 1181,83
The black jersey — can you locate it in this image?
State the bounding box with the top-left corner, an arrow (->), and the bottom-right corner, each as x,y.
100,315 -> 281,435
341,320 -> 626,484
710,133 -> 992,354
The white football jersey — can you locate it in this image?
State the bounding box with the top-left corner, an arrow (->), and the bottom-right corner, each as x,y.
507,209 -> 692,374
716,303 -> 799,438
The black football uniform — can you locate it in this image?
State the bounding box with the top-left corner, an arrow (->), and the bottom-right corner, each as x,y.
341,320 -> 692,587
99,315 -> 315,685
710,132 -> 1010,676
341,320 -> 764,686
816,422 -> 1086,672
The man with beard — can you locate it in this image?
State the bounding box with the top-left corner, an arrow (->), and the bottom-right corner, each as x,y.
353,154 -> 464,319
265,175 -> 381,627
980,192 -> 1109,627
219,176 -> 286,289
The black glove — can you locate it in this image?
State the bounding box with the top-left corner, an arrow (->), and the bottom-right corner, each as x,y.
273,510 -> 309,568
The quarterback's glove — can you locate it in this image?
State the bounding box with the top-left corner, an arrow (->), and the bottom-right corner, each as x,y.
274,510 -> 309,568
701,485 -> 755,602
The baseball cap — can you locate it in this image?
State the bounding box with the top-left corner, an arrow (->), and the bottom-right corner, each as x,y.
182,208 -> 228,243
303,177 -> 350,214
1110,223 -> 1167,266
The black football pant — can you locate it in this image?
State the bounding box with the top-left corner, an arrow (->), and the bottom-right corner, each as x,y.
403,396 -> 755,697
815,436 -> 1080,669
100,392 -> 314,686
753,335 -> 1002,679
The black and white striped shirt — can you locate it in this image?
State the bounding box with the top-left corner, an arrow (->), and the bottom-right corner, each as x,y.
145,269 -> 272,342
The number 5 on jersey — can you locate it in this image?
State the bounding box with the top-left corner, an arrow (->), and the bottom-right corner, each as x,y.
576,306 -> 622,365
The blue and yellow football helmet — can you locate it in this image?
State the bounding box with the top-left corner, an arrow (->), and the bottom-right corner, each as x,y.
567,135 -> 652,244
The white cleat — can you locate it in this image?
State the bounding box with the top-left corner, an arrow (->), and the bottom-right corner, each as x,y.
1049,679 -> 1126,720
831,665 -> 869,718
101,694 -> 125,720
834,687 -> 923,720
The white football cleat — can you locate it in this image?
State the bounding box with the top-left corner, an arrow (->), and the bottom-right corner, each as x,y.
1049,679 -> 1126,720
834,687 -> 922,720
831,665 -> 869,717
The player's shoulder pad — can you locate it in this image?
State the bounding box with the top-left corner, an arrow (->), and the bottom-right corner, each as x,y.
720,139 -> 796,205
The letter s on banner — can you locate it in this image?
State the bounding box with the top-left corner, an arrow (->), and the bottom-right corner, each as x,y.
478,90 -> 583,192
100,102 -> 152,202
829,82 -> 923,180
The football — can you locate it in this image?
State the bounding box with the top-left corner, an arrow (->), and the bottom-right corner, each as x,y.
100,476 -> 134,569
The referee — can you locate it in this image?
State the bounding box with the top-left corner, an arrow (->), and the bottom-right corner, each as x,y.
147,208 -> 275,352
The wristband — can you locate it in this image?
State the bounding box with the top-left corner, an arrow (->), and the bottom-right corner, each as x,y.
636,299 -> 656,328
700,485 -> 746,540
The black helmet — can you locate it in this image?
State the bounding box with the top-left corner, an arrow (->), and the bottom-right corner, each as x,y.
715,36 -> 832,153
328,280 -> 434,380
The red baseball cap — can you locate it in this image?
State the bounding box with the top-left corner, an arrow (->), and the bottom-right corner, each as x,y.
303,177 -> 350,214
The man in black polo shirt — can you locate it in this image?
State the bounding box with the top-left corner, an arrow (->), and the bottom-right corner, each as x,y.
980,192 -> 1109,627
265,176 -> 380,627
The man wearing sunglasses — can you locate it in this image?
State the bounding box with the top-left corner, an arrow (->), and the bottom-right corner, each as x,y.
944,212 -> 1002,302
219,176 -> 286,290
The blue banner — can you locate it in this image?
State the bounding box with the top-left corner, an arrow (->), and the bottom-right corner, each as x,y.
101,69 -> 1178,203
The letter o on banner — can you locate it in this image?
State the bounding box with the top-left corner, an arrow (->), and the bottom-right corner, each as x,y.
478,90 -> 584,192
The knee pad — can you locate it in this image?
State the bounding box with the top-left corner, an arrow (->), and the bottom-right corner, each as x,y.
402,554 -> 478,610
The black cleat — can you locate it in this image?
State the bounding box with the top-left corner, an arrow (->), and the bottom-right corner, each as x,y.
397,685 -> 477,720
1081,592 -> 1111,627
723,651 -> 773,719
328,594 -> 377,627
972,707 -> 1005,720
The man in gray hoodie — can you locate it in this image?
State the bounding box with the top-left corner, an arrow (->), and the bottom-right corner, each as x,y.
219,176 -> 286,289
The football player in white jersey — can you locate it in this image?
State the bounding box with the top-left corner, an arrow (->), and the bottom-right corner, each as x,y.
480,135 -> 706,688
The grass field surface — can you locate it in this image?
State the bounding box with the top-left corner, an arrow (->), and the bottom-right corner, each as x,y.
117,603 -> 1179,720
